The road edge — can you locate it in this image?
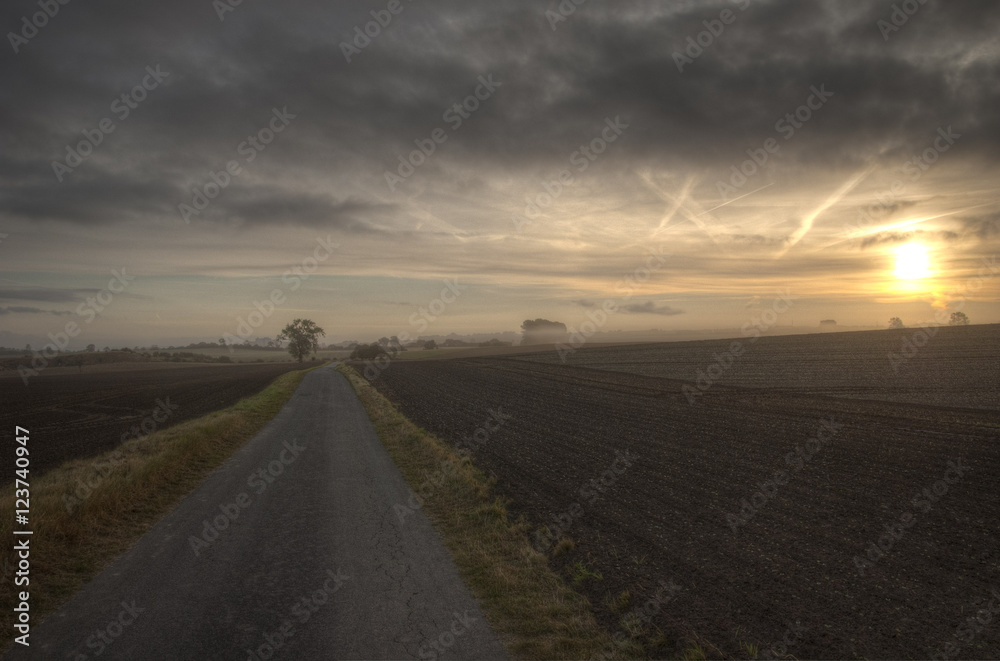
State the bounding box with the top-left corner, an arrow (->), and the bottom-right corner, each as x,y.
338,363 -> 637,661
0,363 -> 325,652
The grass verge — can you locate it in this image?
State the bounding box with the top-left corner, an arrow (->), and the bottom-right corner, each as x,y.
0,364 -> 321,651
339,364 -> 634,660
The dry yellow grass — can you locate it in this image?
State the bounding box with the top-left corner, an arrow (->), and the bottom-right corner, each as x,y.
0,365 -> 319,651
339,364 -> 636,660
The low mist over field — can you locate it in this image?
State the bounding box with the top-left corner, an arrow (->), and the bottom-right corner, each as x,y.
1,0 -> 998,350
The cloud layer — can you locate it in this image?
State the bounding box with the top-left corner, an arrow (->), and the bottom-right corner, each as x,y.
0,0 -> 998,340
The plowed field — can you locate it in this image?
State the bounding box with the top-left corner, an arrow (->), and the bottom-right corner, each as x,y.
1,362 -> 310,481
362,326 -> 1000,659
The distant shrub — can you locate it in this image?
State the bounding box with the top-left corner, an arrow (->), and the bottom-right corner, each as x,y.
351,344 -> 388,361
521,319 -> 568,345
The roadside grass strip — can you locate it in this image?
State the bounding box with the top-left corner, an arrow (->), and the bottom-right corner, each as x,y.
340,364 -> 629,660
0,364 -> 322,651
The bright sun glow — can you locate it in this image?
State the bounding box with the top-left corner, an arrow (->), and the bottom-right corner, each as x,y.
894,243 -> 932,280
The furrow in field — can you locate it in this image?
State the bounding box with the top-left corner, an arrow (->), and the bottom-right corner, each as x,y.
369,355 -> 1000,660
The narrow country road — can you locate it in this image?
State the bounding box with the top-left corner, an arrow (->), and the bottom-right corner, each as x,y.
5,364 -> 507,660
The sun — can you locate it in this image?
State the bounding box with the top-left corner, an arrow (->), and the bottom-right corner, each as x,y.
894,243 -> 932,280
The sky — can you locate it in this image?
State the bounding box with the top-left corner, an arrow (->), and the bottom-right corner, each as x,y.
1,0 -> 998,347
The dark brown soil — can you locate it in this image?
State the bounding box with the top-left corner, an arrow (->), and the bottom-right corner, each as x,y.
1,362 -> 310,481
360,327 -> 1000,660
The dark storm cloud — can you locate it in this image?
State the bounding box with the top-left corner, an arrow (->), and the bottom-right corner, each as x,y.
224,193 -> 394,230
1,0 -> 998,228
1,175 -> 179,223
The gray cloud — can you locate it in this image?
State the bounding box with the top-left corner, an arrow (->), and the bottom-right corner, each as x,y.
0,306 -> 73,316
859,230 -> 959,249
1,0 -> 998,340
622,302 -> 685,316
723,234 -> 785,246
1,0 -> 997,228
0,288 -> 97,302
221,191 -> 394,230
961,213 -> 1000,241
